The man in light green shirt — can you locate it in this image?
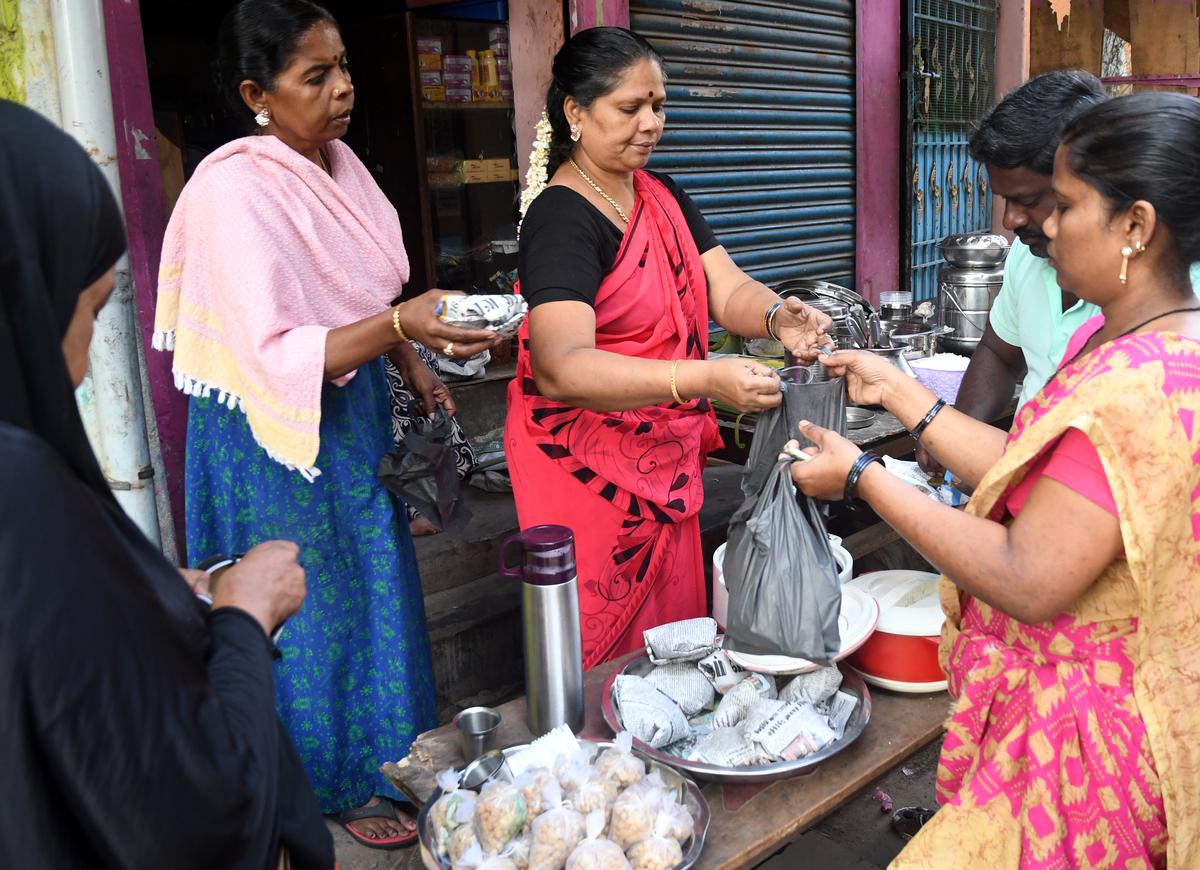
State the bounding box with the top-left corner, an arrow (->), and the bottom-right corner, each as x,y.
920,72 -> 1195,475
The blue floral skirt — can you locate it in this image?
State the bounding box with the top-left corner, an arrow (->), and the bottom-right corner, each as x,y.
185,358 -> 437,813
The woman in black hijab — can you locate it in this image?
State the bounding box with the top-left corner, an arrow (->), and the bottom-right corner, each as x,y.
0,100 -> 334,868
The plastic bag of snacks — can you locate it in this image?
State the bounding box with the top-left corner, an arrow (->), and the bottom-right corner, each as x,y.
554,748 -> 595,795
644,662 -> 716,717
612,677 -> 691,749
655,792 -> 694,845
528,781 -> 587,870
565,811 -> 632,870
567,776 -> 612,819
508,839 -> 531,870
626,807 -> 685,870
519,768 -> 561,820
474,780 -> 529,855
779,665 -> 842,706
449,824 -> 481,865
593,732 -> 645,789
608,782 -> 664,850
432,769 -> 479,857
712,673 -> 777,728
458,843 -> 521,870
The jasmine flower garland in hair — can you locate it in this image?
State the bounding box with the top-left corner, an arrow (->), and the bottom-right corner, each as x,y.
518,111 -> 553,234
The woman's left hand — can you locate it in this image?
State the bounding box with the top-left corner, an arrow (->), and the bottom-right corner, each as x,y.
773,298 -> 834,362
397,350 -> 456,417
786,420 -> 862,501
180,567 -> 212,600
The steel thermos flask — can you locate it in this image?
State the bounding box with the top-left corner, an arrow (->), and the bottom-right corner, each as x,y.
499,524 -> 585,734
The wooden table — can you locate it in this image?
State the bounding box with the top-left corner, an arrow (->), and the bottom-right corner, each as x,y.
385,656 -> 951,870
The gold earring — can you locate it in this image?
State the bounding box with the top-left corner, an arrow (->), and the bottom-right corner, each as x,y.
1135,241 -> 1147,253
1119,245 -> 1134,285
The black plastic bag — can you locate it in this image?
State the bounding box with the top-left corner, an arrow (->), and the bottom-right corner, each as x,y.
377,408 -> 471,533
722,445 -> 841,663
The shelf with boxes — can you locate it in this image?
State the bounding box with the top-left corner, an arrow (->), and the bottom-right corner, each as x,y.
416,25 -> 512,105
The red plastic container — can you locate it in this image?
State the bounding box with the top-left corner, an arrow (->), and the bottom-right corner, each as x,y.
844,571 -> 946,688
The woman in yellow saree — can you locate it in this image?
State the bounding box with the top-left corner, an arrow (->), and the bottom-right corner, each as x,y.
789,92 -> 1200,867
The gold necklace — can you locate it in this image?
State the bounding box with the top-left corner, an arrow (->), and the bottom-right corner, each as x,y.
569,158 -> 630,224
317,149 -> 331,175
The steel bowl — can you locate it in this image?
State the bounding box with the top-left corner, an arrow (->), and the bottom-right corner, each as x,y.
601,660 -> 871,784
417,738 -> 710,870
938,233 -> 1011,268
884,322 -> 955,358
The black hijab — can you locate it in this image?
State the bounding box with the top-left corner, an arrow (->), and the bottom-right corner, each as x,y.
0,98 -> 127,496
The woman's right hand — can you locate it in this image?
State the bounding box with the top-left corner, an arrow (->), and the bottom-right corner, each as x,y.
817,349 -> 904,406
211,540 -> 307,639
396,289 -> 502,359
704,358 -> 782,413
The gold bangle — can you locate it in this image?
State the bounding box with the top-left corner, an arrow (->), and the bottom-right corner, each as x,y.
391,306 -> 408,342
669,359 -> 685,404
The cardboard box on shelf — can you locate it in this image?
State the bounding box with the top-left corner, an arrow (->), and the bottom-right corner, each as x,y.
459,158 -> 512,183
419,70 -> 443,88
442,54 -> 473,74
417,53 -> 442,71
443,71 -> 471,88
421,85 -> 446,102
444,87 -> 472,103
416,37 -> 443,56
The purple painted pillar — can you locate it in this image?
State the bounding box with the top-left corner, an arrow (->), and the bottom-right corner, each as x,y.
102,0 -> 189,559
569,0 -> 630,32
855,0 -> 902,307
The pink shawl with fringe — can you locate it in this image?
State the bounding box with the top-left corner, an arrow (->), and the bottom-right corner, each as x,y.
153,135 -> 408,478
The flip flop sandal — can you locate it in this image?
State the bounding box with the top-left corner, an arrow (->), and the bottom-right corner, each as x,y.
330,798 -> 419,850
891,806 -> 938,841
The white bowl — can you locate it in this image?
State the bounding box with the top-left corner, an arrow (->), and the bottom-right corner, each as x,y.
712,539 -> 852,630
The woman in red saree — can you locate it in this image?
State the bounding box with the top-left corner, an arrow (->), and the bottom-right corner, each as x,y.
508,28 -> 831,668
789,92 -> 1200,867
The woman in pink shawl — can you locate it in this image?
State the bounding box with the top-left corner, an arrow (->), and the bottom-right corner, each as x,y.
154,0 -> 497,850
509,28 -> 832,668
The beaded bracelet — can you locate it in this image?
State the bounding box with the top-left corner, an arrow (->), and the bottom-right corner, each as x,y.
764,301 -> 784,341
669,360 -> 685,404
910,398 -> 947,443
843,451 -> 884,502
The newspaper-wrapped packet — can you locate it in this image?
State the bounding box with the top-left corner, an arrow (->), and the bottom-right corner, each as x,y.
818,690 -> 859,741
697,648 -> 746,694
436,293 -> 528,338
744,702 -> 836,761
779,665 -> 842,706
688,727 -> 763,767
643,617 -> 718,665
612,675 -> 691,749
712,673 -> 777,728
644,662 -> 715,716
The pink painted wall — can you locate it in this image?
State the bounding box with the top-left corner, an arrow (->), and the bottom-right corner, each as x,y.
510,0 -> 564,180
569,0 -> 630,32
992,0 -> 1031,234
103,0 -> 188,557
854,0 -> 902,305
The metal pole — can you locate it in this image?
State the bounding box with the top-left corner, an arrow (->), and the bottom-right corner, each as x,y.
50,0 -> 161,545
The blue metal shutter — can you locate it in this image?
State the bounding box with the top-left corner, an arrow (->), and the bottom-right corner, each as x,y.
631,0 -> 856,287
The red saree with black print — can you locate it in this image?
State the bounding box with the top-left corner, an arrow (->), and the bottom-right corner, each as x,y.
505,171 -> 722,668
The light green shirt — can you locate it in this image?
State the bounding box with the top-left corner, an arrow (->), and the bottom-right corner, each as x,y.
987,239 -> 1200,408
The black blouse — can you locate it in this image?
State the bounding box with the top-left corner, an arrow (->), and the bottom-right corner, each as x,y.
519,170 -> 719,309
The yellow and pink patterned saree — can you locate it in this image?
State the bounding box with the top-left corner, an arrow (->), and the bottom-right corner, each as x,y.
894,328 -> 1200,869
